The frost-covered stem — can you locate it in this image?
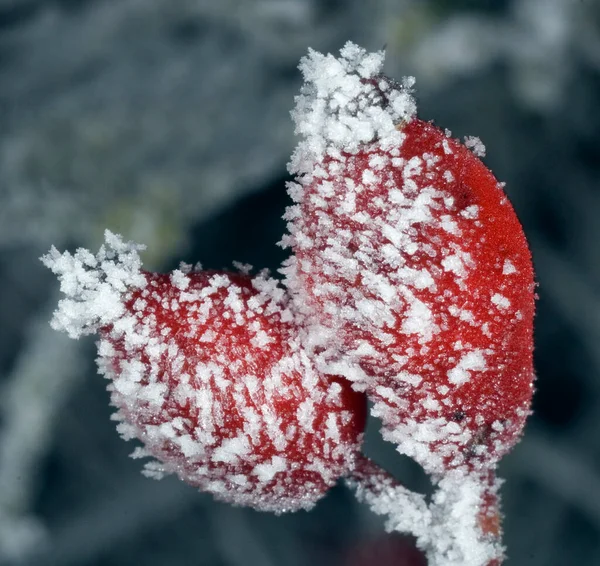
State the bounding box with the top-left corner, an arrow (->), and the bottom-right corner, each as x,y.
347,455 -> 504,566
346,454 -> 432,547
347,453 -> 415,502
427,468 -> 504,566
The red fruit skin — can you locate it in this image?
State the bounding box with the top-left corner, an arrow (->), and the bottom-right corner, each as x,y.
101,270 -> 366,512
286,118 -> 535,473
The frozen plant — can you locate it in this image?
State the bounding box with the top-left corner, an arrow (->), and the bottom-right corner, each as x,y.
43,43 -> 535,566
42,232 -> 366,513
0,2 -> 385,559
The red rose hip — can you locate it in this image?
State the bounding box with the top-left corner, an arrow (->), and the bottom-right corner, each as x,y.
42,231 -> 366,512
284,44 -> 535,476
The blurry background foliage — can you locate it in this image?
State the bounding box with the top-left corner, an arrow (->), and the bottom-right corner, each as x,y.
0,0 -> 599,565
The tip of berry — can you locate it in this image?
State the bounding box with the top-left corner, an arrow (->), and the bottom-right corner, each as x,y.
40,230 -> 147,338
289,42 -> 416,175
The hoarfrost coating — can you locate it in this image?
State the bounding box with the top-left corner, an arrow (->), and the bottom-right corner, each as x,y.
284,43 -> 534,566
347,460 -> 504,566
40,41 -> 534,566
289,41 -> 416,175
42,231 -> 365,514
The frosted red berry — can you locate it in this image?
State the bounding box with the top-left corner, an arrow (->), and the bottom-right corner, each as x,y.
42,233 -> 366,512
284,46 -> 535,475
41,41 -> 536,566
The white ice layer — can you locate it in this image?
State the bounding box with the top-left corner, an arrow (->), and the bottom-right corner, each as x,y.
289,41 -> 416,176
41,231 -> 147,338
348,467 -> 504,566
285,43 -> 523,566
43,231 -> 363,514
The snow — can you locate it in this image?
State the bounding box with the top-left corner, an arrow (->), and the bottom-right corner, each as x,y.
461,205 -> 480,219
491,293 -> 511,310
502,259 -> 517,275
212,436 -> 251,465
289,42 -> 415,175
170,269 -> 190,290
464,135 -> 487,157
40,230 -> 147,339
447,350 -> 488,386
400,297 -> 436,339
442,253 -> 467,277
253,456 -> 288,483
